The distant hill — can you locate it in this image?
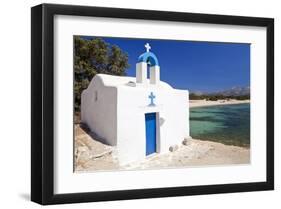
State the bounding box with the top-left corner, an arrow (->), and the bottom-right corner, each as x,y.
190,86 -> 250,100
211,86 -> 250,96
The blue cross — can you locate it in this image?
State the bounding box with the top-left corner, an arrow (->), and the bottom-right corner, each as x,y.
148,92 -> 156,106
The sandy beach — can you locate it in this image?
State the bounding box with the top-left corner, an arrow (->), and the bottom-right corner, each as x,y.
74,124 -> 250,172
189,99 -> 250,108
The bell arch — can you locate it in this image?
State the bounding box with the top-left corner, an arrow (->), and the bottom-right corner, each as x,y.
137,52 -> 159,67
136,44 -> 160,85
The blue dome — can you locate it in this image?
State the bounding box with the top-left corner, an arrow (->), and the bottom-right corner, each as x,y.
137,52 -> 159,66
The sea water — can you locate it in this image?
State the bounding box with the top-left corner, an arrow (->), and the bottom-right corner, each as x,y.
190,103 -> 250,147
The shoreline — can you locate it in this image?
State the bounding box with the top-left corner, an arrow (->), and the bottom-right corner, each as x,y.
189,99 -> 250,108
74,125 -> 250,172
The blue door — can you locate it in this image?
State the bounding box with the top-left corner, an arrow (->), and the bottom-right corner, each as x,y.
145,113 -> 156,156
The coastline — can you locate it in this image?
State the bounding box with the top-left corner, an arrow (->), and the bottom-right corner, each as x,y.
189,99 -> 250,108
74,125 -> 250,172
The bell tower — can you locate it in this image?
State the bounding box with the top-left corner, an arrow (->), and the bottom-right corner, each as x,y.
136,43 -> 160,85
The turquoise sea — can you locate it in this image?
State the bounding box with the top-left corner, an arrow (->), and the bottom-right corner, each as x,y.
190,103 -> 250,147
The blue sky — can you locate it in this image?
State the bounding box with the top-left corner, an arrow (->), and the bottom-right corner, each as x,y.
83,36 -> 250,93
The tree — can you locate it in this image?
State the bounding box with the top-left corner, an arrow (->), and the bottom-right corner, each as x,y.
74,37 -> 129,111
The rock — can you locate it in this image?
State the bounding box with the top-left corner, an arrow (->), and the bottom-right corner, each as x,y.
182,138 -> 190,146
169,145 -> 179,152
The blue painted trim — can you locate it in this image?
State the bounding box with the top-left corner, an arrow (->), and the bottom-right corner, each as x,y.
145,113 -> 156,156
148,92 -> 156,106
138,52 -> 159,66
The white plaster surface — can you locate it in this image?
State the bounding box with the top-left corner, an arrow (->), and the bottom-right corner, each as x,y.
150,66 -> 160,85
136,62 -> 147,84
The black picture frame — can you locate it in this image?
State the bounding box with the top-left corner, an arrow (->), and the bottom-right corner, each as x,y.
31,3 -> 274,205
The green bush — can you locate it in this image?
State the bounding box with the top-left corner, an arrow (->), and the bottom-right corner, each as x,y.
74,37 -> 129,111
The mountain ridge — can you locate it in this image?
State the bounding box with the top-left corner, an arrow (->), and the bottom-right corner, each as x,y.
191,86 -> 250,96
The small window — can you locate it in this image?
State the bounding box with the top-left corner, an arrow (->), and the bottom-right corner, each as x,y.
95,91 -> 98,101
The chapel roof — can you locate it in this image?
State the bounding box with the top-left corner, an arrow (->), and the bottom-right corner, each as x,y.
94,74 -> 172,89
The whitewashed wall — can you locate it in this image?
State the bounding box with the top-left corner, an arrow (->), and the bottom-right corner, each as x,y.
82,73 -> 190,165
116,85 -> 190,165
81,75 -> 118,146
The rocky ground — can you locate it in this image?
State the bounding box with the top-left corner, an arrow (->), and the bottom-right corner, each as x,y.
74,124 -> 250,172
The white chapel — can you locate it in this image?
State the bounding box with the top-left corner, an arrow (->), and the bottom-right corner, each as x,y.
81,43 -> 190,165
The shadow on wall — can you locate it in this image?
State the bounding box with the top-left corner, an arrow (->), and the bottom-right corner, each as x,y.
79,123 -> 115,146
